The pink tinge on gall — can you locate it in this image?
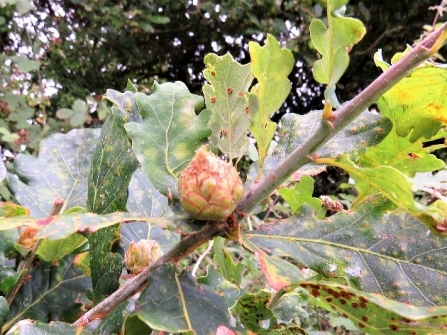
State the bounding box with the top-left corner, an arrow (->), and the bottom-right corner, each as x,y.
178,146 -> 244,221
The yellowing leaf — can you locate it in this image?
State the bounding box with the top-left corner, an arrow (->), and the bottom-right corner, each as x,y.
315,155 -> 445,234
378,63 -> 447,142
249,34 -> 294,176
360,126 -> 445,177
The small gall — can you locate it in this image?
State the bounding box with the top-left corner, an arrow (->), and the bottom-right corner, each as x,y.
210,96 -> 216,103
226,87 -> 233,94
244,106 -> 249,113
220,129 -> 228,137
211,71 -> 216,76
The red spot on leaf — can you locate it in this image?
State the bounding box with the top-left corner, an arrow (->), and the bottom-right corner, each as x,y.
37,217 -> 53,226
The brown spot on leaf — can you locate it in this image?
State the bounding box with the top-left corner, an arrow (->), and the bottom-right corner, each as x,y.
341,291 -> 352,300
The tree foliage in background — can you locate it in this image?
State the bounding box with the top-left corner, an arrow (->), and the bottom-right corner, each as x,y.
0,0 -> 443,157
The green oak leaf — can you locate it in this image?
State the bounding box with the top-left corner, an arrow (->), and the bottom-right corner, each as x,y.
359,125 -> 445,177
213,237 -> 245,286
278,175 -> 324,217
8,129 -> 101,217
317,154 -> 446,230
323,154 -> 415,208
376,62 -> 447,142
203,53 -> 253,160
0,268 -> 19,296
301,281 -> 447,334
125,81 -> 211,198
126,168 -> 172,217
6,256 -> 91,328
197,266 -> 245,310
0,202 -> 29,217
0,212 -> 150,237
125,79 -> 138,93
9,55 -> 40,72
243,195 -> 447,306
248,34 -> 294,175
87,90 -> 141,304
234,291 -> 277,333
310,0 -> 365,87
103,89 -> 142,123
122,168 -> 179,253
3,321 -> 94,334
0,297 -> 7,330
36,233 -> 87,261
90,301 -> 128,335
2,92 -> 34,129
125,264 -> 231,334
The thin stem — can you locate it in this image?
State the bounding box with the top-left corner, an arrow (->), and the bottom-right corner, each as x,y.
237,22 -> 447,214
191,240 -> 214,277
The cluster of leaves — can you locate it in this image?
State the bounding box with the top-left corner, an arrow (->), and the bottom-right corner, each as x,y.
1,0 -> 447,334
